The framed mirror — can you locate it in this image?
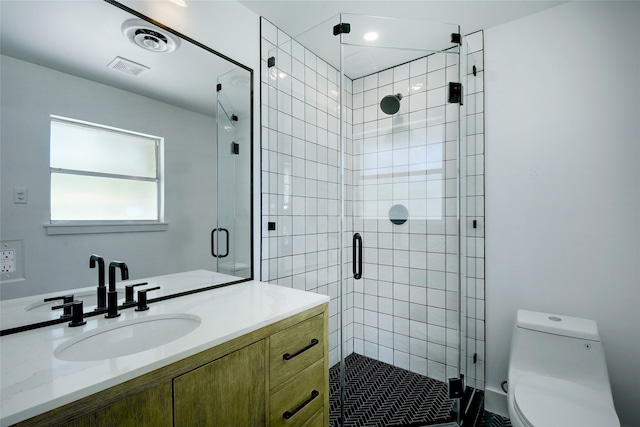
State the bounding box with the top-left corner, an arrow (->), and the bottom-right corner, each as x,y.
0,0 -> 253,330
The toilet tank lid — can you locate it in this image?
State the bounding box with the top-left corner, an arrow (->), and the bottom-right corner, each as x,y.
516,310 -> 600,341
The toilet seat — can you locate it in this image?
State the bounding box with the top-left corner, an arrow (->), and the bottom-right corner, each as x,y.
513,375 -> 620,427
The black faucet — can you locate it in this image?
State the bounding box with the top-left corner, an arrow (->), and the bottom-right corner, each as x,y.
106,261 -> 128,318
89,254 -> 106,311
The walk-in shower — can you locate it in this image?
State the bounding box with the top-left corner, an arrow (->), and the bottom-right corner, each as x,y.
260,13 -> 484,427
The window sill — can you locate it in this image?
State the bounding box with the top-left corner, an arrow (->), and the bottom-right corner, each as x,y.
44,222 -> 168,235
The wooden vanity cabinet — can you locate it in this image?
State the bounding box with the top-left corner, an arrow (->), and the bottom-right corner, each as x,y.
11,303 -> 328,427
173,341 -> 265,426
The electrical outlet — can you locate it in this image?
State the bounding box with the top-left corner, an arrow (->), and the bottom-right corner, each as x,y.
1,240 -> 24,283
1,250 -> 16,272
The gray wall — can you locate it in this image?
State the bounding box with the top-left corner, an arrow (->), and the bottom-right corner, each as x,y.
0,55 -> 218,299
484,2 -> 640,426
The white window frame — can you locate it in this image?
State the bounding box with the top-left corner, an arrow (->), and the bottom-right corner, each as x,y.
45,115 -> 166,235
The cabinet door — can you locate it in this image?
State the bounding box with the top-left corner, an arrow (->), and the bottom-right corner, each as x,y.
63,382 -> 172,427
174,341 -> 265,426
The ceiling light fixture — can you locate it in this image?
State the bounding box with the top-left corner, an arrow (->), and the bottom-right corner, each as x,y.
363,32 -> 379,42
169,0 -> 187,7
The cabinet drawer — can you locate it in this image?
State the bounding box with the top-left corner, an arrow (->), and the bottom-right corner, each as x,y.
302,409 -> 324,427
270,362 -> 324,427
270,314 -> 323,388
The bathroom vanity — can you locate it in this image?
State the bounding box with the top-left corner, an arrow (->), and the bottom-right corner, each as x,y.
0,275 -> 330,426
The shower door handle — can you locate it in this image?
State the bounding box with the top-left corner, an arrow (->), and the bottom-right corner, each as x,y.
211,228 -> 218,258
211,228 -> 230,258
353,233 -> 362,280
219,228 -> 229,258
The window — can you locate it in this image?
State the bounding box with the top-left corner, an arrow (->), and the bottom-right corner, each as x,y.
49,116 -> 162,225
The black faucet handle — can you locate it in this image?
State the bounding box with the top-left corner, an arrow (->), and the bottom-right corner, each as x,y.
52,300 -> 86,327
124,282 -> 148,303
135,287 -> 161,312
44,294 -> 74,303
45,294 -> 75,318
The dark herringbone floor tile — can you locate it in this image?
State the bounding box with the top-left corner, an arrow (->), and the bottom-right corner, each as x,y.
329,353 -> 455,427
480,412 -> 512,427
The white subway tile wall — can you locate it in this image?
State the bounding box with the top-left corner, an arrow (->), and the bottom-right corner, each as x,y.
260,18 -> 485,389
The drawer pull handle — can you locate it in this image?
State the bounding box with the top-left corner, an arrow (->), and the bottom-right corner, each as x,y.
283,338 -> 319,361
283,390 -> 319,420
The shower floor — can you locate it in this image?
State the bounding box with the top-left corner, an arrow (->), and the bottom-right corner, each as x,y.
329,353 -> 455,427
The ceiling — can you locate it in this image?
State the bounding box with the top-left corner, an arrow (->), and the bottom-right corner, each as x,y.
0,0 -> 249,117
0,0 -> 567,114
239,0 -> 568,39
238,0 -> 567,78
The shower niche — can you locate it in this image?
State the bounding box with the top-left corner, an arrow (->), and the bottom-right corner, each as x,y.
260,14 -> 485,427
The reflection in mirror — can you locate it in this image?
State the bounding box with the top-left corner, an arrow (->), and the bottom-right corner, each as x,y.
0,0 -> 253,329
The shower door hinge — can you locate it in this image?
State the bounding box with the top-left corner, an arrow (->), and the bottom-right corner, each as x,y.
216,83 -> 222,92
231,114 -> 238,122
451,33 -> 462,45
268,56 -> 276,68
231,142 -> 240,155
448,82 -> 463,105
333,22 -> 351,36
448,376 -> 465,399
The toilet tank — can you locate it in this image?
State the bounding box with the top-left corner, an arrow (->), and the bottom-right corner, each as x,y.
509,310 -> 613,391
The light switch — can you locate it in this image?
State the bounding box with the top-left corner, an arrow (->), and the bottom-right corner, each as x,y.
14,187 -> 27,204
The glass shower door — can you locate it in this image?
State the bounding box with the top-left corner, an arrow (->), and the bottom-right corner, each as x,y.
215,68 -> 252,278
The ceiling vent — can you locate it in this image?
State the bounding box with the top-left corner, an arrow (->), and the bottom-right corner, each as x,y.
107,56 -> 150,76
122,19 -> 180,54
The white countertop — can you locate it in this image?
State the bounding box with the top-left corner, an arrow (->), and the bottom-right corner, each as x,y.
0,272 -> 329,426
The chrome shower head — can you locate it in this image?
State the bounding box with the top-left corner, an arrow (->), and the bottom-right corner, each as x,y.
380,93 -> 403,115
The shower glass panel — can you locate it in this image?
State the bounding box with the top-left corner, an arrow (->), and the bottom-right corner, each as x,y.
216,68 -> 252,278
459,35 -> 481,404
261,13 -> 479,426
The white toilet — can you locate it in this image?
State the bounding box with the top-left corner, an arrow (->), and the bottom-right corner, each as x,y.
507,309 -> 620,427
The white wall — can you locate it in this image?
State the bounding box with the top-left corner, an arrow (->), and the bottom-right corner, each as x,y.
485,2 -> 640,425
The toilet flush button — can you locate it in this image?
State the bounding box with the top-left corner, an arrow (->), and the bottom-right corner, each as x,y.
548,316 -> 562,322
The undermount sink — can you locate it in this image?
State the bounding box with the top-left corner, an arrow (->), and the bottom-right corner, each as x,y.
25,289 -> 125,313
54,314 -> 201,362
